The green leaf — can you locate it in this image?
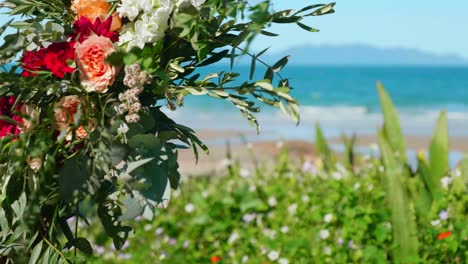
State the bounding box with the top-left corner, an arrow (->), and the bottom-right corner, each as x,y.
249,55 -> 256,80
59,156 -> 89,202
126,158 -> 155,175
377,82 -> 407,162
128,134 -> 161,150
429,110 -> 449,191
377,130 -> 419,262
296,22 -> 319,32
75,237 -> 93,255
272,56 -> 290,73
123,52 -> 138,65
119,195 -> 144,221
315,123 -> 333,171
29,240 -> 43,264
305,3 -> 336,16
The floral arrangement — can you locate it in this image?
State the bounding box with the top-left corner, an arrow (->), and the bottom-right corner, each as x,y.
0,0 -> 335,262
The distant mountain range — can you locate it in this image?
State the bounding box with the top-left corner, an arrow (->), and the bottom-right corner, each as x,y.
258,44 -> 468,66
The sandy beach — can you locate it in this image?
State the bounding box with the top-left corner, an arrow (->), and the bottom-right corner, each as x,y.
177,129 -> 468,176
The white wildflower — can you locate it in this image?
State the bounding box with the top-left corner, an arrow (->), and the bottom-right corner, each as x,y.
267,197 -> 278,207
242,213 -> 256,224
267,250 -> 280,261
280,226 -> 289,234
323,246 -> 332,255
323,213 -> 333,223
454,169 -> 462,178
367,183 -> 374,191
353,182 -> 361,190
288,203 -> 298,215
439,210 -> 449,221
278,258 -> 289,264
302,161 -> 316,174
301,195 -> 310,203
431,219 -> 441,226
440,176 -> 453,189
228,231 -> 239,244
155,227 -> 164,235
184,203 -> 195,213
241,255 -> 249,263
239,167 -> 251,178
319,229 -> 330,240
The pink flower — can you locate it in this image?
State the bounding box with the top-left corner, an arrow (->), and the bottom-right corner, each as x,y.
75,35 -> 116,93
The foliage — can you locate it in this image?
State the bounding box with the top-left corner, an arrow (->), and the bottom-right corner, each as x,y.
81,84 -> 466,263
0,0 -> 335,262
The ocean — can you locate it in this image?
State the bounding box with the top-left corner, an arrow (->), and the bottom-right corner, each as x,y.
3,63 -> 467,139
166,65 -> 468,140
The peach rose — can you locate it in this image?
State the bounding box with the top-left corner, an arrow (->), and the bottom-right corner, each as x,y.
75,35 -> 116,93
26,155 -> 42,172
20,104 -> 39,132
54,95 -> 81,131
71,0 -> 121,31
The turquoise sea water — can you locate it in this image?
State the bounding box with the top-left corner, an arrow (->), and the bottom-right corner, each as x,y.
167,65 -> 468,138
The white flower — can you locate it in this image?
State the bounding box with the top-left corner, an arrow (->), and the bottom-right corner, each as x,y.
184,203 -> 195,213
240,168 -> 251,178
280,226 -> 289,234
319,229 -> 330,240
267,250 -> 279,261
367,183 -> 374,191
155,227 -> 164,235
440,176 -> 453,189
278,258 -> 289,264
301,195 -> 310,203
242,213 -> 256,224
117,122 -> 129,134
219,158 -> 233,167
117,0 -> 140,21
302,161 -> 316,174
268,197 -> 278,207
454,169 -> 462,178
323,246 -> 332,255
288,203 -> 298,215
228,231 -> 239,244
439,210 -> 449,221
323,213 -> 333,223
353,183 -> 361,190
431,219 -> 441,226
331,172 -> 343,180
118,0 -> 173,51
241,255 -> 249,263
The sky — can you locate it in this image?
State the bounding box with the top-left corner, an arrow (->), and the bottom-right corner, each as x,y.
252,0 -> 468,59
1,1 -> 467,58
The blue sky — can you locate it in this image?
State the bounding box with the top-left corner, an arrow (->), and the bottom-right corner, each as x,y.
252,0 -> 468,58
1,1 -> 467,58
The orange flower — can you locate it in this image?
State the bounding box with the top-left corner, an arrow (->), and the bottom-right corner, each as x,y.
54,96 -> 95,140
210,256 -> 221,263
437,231 -> 452,240
71,0 -> 121,31
75,35 -> 116,93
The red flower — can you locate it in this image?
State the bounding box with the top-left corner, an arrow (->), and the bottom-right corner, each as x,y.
438,231 -> 452,240
71,16 -> 119,43
44,41 -> 76,78
210,256 -> 221,263
21,48 -> 47,77
21,41 -> 75,78
0,96 -> 23,138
